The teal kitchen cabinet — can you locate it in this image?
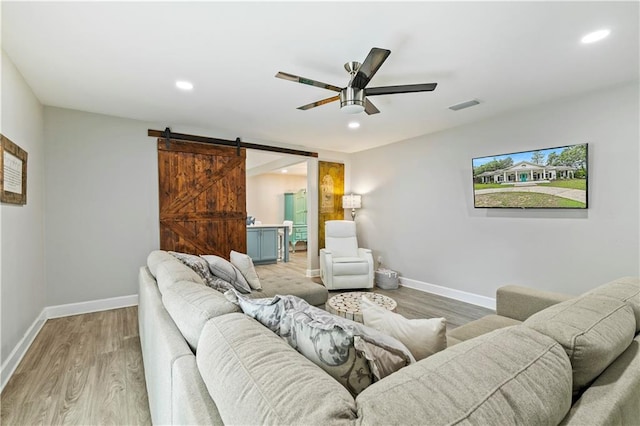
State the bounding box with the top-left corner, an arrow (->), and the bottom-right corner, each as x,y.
247,227 -> 279,264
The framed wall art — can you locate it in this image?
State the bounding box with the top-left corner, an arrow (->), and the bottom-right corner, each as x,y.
1,134 -> 28,205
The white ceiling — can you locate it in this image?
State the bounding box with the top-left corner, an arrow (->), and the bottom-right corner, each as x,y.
2,1 -> 639,158
245,149 -> 308,176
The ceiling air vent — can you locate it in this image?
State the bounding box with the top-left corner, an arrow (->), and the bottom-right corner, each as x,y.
449,99 -> 480,111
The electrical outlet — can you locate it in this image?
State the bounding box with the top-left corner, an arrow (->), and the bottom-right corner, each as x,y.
377,256 -> 383,264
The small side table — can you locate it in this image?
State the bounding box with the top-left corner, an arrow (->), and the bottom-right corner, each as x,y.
326,292 -> 397,323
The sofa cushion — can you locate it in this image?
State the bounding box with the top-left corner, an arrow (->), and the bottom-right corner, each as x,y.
162,280 -> 241,351
586,276 -> 640,332
524,294 -> 636,397
253,274 -> 328,306
201,254 -> 252,294
230,250 -> 261,290
154,257 -> 205,294
147,250 -> 179,277
446,314 -> 522,345
361,296 -> 447,361
560,334 -> 640,425
496,284 -> 572,321
356,326 -> 572,425
280,305 -> 414,396
197,313 -> 356,425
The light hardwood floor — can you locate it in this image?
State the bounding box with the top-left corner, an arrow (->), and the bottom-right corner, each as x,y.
270,251 -> 494,331
1,252 -> 493,425
1,307 -> 151,426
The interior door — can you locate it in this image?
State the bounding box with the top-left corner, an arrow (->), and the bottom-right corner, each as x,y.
157,139 -> 246,258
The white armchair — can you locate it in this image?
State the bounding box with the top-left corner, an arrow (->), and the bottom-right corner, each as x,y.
320,220 -> 374,290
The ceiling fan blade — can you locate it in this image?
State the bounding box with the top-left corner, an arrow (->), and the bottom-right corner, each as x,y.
365,83 -> 438,96
364,99 -> 380,115
350,48 -> 391,89
276,72 -> 342,93
297,95 -> 340,111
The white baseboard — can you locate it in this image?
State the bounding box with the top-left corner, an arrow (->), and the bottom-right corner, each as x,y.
306,268 -> 320,278
45,294 -> 138,319
399,277 -> 496,310
0,294 -> 138,392
1,309 -> 47,392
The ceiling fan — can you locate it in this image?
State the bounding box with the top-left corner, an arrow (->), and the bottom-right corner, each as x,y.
275,47 -> 437,115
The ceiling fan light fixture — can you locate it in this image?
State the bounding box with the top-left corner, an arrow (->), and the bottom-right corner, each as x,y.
341,103 -> 365,114
340,87 -> 365,114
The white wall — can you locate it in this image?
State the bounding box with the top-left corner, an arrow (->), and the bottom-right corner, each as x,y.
246,173 -> 307,224
350,83 -> 639,299
43,107 -> 160,305
42,108 -> 349,303
1,51 -> 46,364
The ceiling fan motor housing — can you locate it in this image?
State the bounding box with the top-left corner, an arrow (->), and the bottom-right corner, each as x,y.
340,87 -> 365,113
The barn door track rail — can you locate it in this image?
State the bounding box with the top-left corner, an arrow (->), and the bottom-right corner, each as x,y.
148,128 -> 318,158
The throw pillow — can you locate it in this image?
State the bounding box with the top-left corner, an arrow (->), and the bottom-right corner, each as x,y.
280,304 -> 414,395
201,255 -> 252,294
230,250 -> 261,290
225,289 -> 309,333
360,296 -> 447,361
169,251 -> 233,292
281,309 -> 373,396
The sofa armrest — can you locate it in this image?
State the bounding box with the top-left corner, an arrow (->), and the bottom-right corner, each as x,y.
496,285 -> 573,321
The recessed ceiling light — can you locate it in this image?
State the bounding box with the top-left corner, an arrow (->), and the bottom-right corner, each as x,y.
281,169 -> 288,174
348,122 -> 360,129
176,80 -> 194,90
581,29 -> 610,44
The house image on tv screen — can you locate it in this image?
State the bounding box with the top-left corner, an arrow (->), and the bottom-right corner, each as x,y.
472,143 -> 588,209
475,161 -> 578,184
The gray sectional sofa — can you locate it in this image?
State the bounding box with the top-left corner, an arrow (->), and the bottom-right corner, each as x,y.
138,250 -> 640,425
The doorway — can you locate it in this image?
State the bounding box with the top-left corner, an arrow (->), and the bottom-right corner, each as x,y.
246,150 -> 317,277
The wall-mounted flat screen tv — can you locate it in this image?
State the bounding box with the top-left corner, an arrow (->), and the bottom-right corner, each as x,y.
472,143 -> 588,209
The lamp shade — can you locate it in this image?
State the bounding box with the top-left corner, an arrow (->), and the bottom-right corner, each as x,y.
342,194 -> 362,209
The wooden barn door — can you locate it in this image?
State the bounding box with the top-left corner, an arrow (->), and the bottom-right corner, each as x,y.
157,139 -> 246,258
